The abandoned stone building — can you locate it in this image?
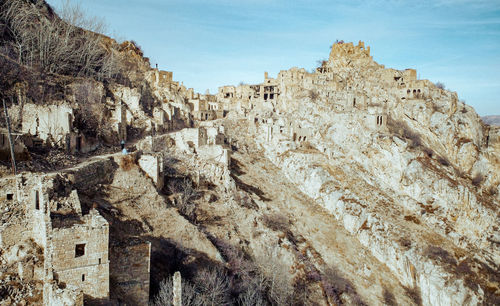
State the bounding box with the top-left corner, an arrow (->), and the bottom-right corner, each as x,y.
186,89 -> 223,121
10,174 -> 110,303
0,169 -> 153,305
214,41 -> 443,138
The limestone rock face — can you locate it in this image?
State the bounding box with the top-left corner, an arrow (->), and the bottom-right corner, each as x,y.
219,41 -> 500,305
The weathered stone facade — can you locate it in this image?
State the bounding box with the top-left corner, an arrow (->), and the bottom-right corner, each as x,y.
110,238 -> 151,305
51,209 -> 109,300
1,173 -> 112,304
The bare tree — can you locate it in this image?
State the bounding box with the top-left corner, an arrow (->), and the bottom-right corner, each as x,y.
0,0 -> 120,79
194,267 -> 230,306
151,275 -> 201,306
254,246 -> 294,305
238,273 -> 267,306
167,178 -> 198,219
435,82 -> 445,90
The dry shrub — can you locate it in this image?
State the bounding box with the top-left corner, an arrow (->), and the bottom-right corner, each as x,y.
399,237 -> 412,249
471,173 -> 484,187
383,287 -> 397,306
424,245 -> 457,266
151,275 -> 199,306
487,186 -> 498,197
0,0 -> 120,79
404,215 -> 421,224
206,237 -> 268,305
194,267 -> 230,305
437,156 -> 450,167
167,178 -> 198,220
321,266 -> 364,305
238,284 -> 266,306
403,286 -> 422,306
262,212 -> 290,232
423,147 -> 434,158
435,82 -> 445,90
255,247 -> 294,305
387,117 -> 422,149
119,154 -> 135,171
234,190 -> 258,210
308,90 -> 319,100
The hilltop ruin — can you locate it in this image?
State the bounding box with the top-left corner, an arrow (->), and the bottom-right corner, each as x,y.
0,2 -> 498,303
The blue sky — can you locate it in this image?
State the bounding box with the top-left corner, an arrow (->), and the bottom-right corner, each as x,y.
48,0 -> 500,115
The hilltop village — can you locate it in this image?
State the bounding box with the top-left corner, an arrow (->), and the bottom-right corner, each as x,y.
1,34 -> 499,305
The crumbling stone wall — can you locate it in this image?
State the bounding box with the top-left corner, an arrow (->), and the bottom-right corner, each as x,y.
8,173 -> 112,303
110,239 -> 151,305
138,153 -> 164,190
51,209 -> 109,300
21,103 -> 73,144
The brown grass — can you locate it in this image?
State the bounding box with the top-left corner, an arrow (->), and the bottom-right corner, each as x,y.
471,173 -> 483,187
403,286 -> 422,306
404,215 -> 421,224
262,212 -> 291,232
119,154 -> 136,171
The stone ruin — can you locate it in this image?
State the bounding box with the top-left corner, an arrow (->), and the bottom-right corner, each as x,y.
0,171 -> 151,304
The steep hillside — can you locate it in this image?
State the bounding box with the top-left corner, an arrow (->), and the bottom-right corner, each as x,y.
0,2 -> 498,305
216,41 -> 500,305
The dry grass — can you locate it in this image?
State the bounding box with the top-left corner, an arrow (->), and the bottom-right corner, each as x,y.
386,117 -> 422,149
403,286 -> 422,306
404,215 -> 421,224
471,173 -> 484,187
308,90 -> 319,100
262,212 -> 291,232
424,245 -> 457,266
119,154 -> 136,171
437,156 -> 450,166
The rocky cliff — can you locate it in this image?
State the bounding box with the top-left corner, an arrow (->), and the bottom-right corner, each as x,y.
221,41 -> 499,305
0,2 -> 498,304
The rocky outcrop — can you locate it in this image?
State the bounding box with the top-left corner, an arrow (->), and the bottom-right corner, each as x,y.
230,41 -> 500,305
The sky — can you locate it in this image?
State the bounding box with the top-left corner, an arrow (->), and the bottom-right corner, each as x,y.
47,0 -> 500,116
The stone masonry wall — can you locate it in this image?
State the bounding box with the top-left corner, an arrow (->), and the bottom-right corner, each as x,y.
110,239 -> 151,305
51,209 -> 109,299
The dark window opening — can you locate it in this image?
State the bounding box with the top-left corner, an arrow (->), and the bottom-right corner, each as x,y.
76,136 -> 81,152
35,190 -> 40,210
75,244 -> 85,258
353,98 -> 356,107
270,94 -> 274,99
98,258 -> 101,264
82,274 -> 85,282
264,94 -> 268,100
407,89 -> 411,94
6,193 -> 13,201
303,136 -> 307,141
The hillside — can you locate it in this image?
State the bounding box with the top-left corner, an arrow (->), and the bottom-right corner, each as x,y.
0,1 -> 499,306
